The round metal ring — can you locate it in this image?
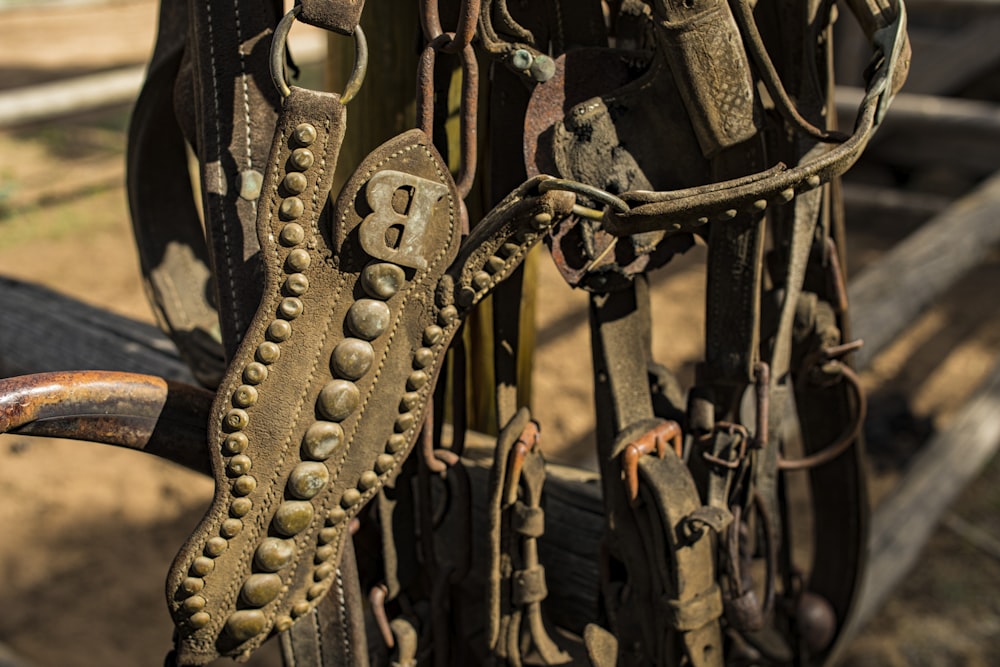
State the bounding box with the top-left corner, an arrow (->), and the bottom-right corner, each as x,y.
270,6 -> 368,104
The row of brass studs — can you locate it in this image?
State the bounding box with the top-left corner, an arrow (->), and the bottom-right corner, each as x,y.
179,123 -> 319,641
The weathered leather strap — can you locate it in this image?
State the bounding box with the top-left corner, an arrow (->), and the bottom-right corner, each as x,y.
185,0 -> 284,358
298,0 -> 367,36
127,0 -> 225,387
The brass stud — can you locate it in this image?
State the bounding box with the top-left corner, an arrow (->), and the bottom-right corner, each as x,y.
243,362 -> 268,385
273,500 -> 315,536
279,223 -> 305,247
386,434 -> 407,454
318,527 -> 337,544
284,273 -> 309,296
233,385 -> 258,408
317,380 -> 360,422
438,305 -> 458,326
361,262 -> 406,300
292,602 -> 310,618
233,475 -> 257,496
255,538 -> 294,572
804,175 -> 821,189
751,199 -> 768,212
472,271 -> 491,290
331,338 -> 374,380
283,172 -> 308,195
221,518 -> 243,538
718,209 -> 738,221
239,170 -> 264,201
395,413 -> 415,433
275,616 -> 294,632
455,286 -> 476,308
181,577 -> 205,595
280,197 -> 305,221
205,537 -> 228,558
267,320 -> 292,342
231,497 -> 253,517
485,256 -> 506,274
413,347 -> 433,369
375,454 -> 395,474
189,612 -> 211,629
400,392 -> 420,411
287,461 -> 330,500
697,216 -> 709,225
279,297 -> 304,320
532,211 -> 553,229
407,370 -> 429,391
241,573 -> 283,607
224,408 -> 249,431
223,432 -> 249,455
182,595 -> 206,614
358,470 -> 379,490
191,556 -> 215,577
423,325 -> 444,346
314,563 -> 335,581
293,123 -> 318,146
341,489 -> 362,508
302,421 -> 344,461
225,609 -> 267,642
290,148 -> 315,171
346,299 -> 391,340
315,544 -> 335,562
227,454 -> 252,476
256,341 -> 281,364
500,242 -> 519,257
307,584 -> 325,600
286,248 -> 311,272
327,507 -> 347,525
777,188 -> 795,203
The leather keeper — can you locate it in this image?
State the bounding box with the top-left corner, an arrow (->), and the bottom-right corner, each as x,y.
663,583 -> 724,632
298,0 -> 366,35
512,566 -> 549,606
512,502 -> 545,538
655,1 -> 759,156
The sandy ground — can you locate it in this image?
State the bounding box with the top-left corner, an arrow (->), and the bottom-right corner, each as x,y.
2,2 -> 1000,666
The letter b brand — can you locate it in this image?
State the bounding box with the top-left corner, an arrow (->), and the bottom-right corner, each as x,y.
358,170 -> 450,270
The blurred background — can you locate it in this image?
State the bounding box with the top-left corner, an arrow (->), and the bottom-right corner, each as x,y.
1,0 -> 1000,665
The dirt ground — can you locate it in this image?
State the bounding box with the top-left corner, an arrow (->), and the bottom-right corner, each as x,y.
2,2 -> 1000,666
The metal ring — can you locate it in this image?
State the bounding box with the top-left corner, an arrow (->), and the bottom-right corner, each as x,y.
270,6 -> 368,104
538,178 -> 630,214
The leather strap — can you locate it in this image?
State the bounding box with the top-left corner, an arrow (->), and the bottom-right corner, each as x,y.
126,0 -> 224,387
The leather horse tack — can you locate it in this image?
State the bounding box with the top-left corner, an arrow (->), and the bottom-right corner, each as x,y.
0,0 -> 913,665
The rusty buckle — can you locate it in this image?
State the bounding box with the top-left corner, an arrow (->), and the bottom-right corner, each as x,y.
621,420 -> 683,505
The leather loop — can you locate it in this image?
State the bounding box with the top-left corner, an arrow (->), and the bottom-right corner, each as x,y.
298,0 -> 367,35
512,566 -> 549,606
664,583 -> 724,632
512,502 -> 545,538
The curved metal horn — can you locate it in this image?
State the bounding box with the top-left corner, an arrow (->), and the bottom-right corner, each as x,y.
0,370 -> 212,475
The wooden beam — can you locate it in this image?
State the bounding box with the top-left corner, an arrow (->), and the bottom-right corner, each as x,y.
849,169 -> 1000,369
844,358 -> 1000,636
837,86 -> 1000,175
0,276 -> 195,383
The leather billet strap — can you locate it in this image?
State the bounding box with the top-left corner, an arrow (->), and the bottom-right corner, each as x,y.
487,409 -> 569,666
166,74 -> 576,659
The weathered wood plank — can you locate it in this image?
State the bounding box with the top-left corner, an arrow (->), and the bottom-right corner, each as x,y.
0,276 -> 195,383
845,358 -> 1000,635
837,87 -> 1000,175
849,169 -> 1000,369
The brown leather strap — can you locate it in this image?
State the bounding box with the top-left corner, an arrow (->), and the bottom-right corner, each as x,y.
127,0 -> 224,387
185,0 -> 283,358
298,0 -> 367,35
